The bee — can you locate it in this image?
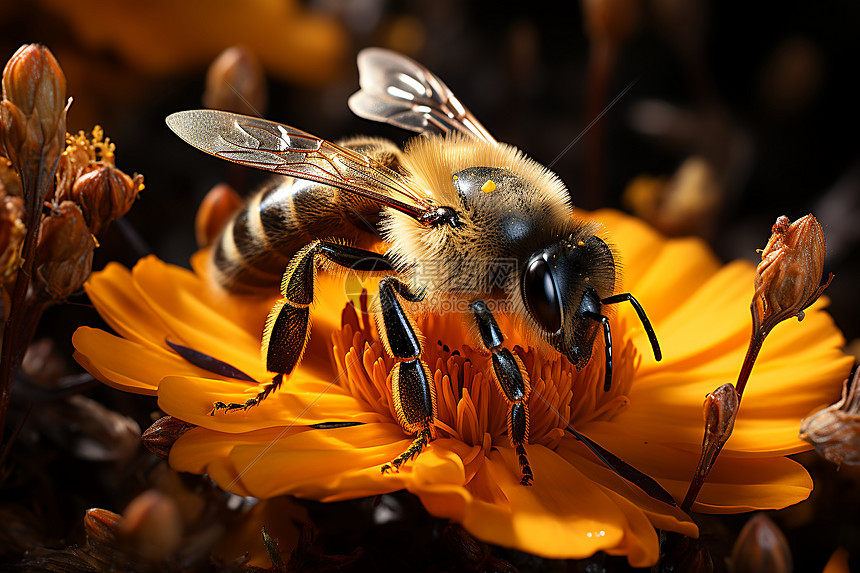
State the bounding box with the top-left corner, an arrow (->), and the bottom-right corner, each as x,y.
166,48 -> 661,486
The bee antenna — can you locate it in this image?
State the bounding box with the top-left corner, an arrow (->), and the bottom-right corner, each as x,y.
583,311 -> 613,392
601,293 -> 662,362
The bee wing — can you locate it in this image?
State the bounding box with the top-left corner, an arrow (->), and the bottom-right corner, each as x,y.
166,109 -> 431,219
348,48 -> 497,145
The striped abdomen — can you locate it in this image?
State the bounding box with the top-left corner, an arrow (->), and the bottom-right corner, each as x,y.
212,176 -> 382,291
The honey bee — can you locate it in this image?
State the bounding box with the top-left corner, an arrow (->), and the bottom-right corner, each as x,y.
166,48 -> 661,486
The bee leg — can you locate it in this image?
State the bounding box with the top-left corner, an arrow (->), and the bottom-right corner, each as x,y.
470,300 -> 534,486
375,277 -> 437,474
212,241 -> 392,414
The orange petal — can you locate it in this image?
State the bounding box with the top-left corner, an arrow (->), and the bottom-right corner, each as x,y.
72,327 -> 189,395
84,262 -> 175,351
576,422 -> 814,512
411,444 -> 645,561
619,237 -> 722,326
639,261 -> 754,367
170,422 -> 413,500
691,455 -> 813,513
554,437 -> 697,536
130,257 -> 267,376
157,374 -> 387,433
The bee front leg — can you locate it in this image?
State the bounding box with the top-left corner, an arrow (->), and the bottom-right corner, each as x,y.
470,300 -> 534,486
376,277 -> 437,474
212,240 -> 391,414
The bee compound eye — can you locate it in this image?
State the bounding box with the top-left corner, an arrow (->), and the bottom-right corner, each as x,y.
523,257 -> 562,334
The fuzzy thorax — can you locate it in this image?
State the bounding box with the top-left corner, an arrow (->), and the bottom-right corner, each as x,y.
381,135 -> 575,303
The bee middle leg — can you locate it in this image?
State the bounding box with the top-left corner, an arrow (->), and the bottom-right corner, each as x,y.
212,240 -> 391,414
375,276 -> 437,474
470,300 -> 534,486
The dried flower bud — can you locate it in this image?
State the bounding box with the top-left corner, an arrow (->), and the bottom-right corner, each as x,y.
142,415 -> 196,459
203,46 -> 268,116
2,45 -> 65,126
0,188 -> 25,282
822,547 -> 850,573
799,369 -> 860,466
703,382 -> 739,439
0,44 -> 67,170
69,165 -> 142,235
53,126 -> 143,235
84,507 -> 123,545
682,382 -> 739,510
698,383 -> 739,469
54,136 -> 95,202
34,201 -> 95,300
195,182 -> 242,248
753,214 -> 831,334
731,513 -> 793,573
22,338 -> 66,387
120,490 -> 183,561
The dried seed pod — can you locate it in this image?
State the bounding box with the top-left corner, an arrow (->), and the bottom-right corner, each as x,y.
68,164 -> 142,235
119,490 -> 184,562
34,200 -> 95,300
822,547 -> 850,573
0,44 -> 67,158
142,415 -> 196,459
55,127 -> 114,197
731,513 -> 793,573
21,338 -> 66,386
799,369 -> 860,466
682,382 -> 739,510
753,214 -> 831,334
84,508 -> 123,546
203,45 -> 268,116
54,126 -> 143,235
195,182 -> 242,248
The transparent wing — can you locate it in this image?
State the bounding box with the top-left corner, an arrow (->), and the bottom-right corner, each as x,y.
348,48 -> 497,145
166,109 -> 431,219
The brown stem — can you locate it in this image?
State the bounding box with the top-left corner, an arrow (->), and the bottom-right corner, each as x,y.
681,327 -> 765,511
0,157 -> 56,445
681,438 -> 728,511
735,328 -> 767,399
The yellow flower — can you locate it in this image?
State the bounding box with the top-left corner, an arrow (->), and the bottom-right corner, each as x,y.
72,209 -> 851,567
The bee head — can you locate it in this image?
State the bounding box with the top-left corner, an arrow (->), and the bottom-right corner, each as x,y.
520,232 -> 616,370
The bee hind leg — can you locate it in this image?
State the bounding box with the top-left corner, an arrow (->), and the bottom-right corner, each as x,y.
211,240 -> 392,414
470,300 -> 534,486
375,277 -> 437,474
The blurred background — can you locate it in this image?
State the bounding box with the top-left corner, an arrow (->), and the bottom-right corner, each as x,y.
1,0 -> 859,571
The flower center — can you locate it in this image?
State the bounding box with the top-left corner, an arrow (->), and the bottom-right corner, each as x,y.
330,293 -> 639,452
